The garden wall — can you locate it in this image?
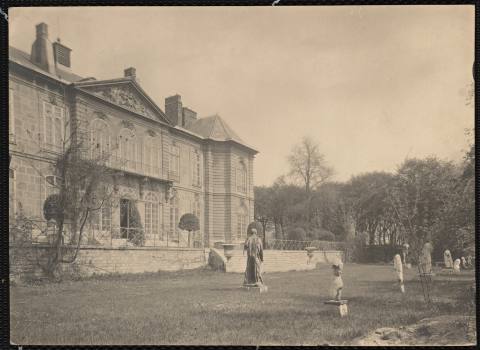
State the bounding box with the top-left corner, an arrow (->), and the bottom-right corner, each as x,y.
209,248 -> 344,273
10,245 -> 208,280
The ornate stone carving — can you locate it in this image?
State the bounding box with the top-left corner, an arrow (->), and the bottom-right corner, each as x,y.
93,111 -> 108,120
91,85 -> 155,119
121,120 -> 135,131
146,129 -> 157,137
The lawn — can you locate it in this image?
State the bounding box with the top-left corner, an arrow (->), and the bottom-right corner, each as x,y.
10,264 -> 475,345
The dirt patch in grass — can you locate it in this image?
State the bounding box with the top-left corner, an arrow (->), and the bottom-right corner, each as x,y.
352,315 -> 476,346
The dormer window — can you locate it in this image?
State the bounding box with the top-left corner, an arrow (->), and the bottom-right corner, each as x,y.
53,40 -> 72,68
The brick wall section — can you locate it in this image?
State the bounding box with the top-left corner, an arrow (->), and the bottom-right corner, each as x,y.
11,246 -> 207,279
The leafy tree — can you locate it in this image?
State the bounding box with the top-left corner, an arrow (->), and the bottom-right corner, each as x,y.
179,213 -> 200,247
288,227 -> 307,241
247,221 -> 264,237
254,186 -> 273,247
344,172 -> 398,245
388,157 -> 457,262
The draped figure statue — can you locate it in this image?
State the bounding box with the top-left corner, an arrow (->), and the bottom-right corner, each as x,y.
419,241 -> 433,274
243,228 -> 265,286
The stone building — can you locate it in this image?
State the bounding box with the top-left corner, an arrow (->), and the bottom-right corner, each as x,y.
9,22 -> 257,248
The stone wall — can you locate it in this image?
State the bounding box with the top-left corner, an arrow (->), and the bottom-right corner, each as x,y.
209,248 -> 345,273
10,245 -> 208,280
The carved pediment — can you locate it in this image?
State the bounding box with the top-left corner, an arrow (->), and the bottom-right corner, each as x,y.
76,80 -> 173,125
88,84 -> 157,119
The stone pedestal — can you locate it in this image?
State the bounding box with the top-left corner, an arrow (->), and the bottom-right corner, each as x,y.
242,284 -> 268,293
324,300 -> 349,317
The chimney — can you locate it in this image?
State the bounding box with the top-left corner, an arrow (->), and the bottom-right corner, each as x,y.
31,23 -> 55,74
165,95 -> 183,126
124,67 -> 136,79
182,107 -> 197,127
53,38 -> 72,70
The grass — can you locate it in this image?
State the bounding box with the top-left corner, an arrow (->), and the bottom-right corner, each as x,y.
10,264 -> 475,345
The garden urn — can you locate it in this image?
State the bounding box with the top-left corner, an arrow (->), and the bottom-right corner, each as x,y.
222,243 -> 236,261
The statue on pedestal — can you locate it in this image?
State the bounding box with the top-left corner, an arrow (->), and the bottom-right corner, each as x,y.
443,250 -> 453,269
419,240 -> 433,274
453,259 -> 461,273
331,260 -> 344,301
393,254 -> 405,293
243,228 -> 266,290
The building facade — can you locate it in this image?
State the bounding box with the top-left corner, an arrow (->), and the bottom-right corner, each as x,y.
9,22 -> 257,248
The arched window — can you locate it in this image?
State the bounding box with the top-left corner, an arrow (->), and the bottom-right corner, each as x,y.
90,119 -> 111,162
118,128 -> 137,171
237,204 -> 248,240
236,160 -> 247,193
145,193 -> 162,239
45,175 -> 61,200
144,135 -> 161,177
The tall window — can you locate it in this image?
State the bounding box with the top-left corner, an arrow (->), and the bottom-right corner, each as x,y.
169,196 -> 179,239
119,128 -> 137,171
193,194 -> 201,227
236,161 -> 247,193
192,149 -> 201,187
9,168 -> 15,218
170,144 -> 180,180
144,136 -> 161,177
91,205 -> 112,232
9,89 -> 15,143
43,101 -> 65,152
90,119 -> 111,162
145,193 -> 162,239
237,206 -> 248,240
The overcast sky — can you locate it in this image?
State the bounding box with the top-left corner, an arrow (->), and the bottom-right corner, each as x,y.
10,6 -> 474,186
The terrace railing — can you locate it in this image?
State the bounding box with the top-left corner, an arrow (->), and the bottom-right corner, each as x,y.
9,218 -> 203,249
266,239 -> 347,252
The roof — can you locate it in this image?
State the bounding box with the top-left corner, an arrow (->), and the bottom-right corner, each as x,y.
10,46 -> 258,154
9,46 -> 84,83
187,115 -> 258,153
187,115 -> 244,143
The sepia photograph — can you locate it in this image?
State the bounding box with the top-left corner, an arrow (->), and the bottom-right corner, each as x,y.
7,5 -> 475,346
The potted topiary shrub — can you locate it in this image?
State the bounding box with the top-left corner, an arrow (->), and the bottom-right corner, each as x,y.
178,213 -> 200,248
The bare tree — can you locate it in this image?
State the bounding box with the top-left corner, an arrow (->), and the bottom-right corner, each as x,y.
287,136 -> 333,195
13,113 -> 122,278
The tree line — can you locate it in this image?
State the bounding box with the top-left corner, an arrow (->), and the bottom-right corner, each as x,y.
254,134 -> 474,261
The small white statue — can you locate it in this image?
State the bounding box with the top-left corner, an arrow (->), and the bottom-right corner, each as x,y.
393,254 -> 405,293
325,259 -> 348,317
461,257 -> 468,269
444,250 -> 453,269
453,258 -> 461,273
331,260 -> 344,301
